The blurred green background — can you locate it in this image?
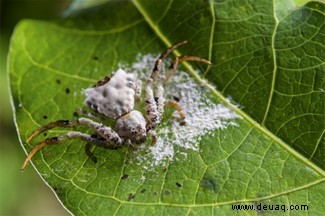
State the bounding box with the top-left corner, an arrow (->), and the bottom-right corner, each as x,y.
0,1 -> 70,215
0,0 -> 314,215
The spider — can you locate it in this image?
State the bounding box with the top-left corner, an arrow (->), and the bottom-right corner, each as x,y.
21,41 -> 211,170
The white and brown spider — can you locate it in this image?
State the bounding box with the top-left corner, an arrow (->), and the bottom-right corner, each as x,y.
21,41 -> 211,170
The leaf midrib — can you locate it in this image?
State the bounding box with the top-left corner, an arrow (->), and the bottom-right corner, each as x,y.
131,0 -> 325,176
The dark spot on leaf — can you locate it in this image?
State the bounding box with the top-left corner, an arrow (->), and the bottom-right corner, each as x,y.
140,189 -> 146,193
153,192 -> 157,196
56,79 -> 61,84
200,178 -> 218,193
173,96 -> 180,102
54,187 -> 58,191
93,56 -> 99,60
66,88 -> 70,94
43,133 -> 47,136
176,182 -> 182,187
255,194 -> 265,199
43,115 -> 48,119
128,193 -> 135,201
180,121 -> 186,126
164,190 -> 171,195
121,174 -> 129,180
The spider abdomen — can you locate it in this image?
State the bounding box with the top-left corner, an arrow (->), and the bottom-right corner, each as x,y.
84,69 -> 136,119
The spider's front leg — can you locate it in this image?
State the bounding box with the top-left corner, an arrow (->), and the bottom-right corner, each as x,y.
22,117 -> 126,170
145,42 -> 212,131
145,77 -> 161,130
150,41 -> 188,80
145,41 -> 189,130
165,55 -> 211,83
146,76 -> 186,128
22,131 -> 120,170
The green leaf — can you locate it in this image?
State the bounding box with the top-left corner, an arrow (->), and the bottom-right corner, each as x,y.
9,0 -> 324,215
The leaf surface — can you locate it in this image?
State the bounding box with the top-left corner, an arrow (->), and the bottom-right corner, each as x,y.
9,0 -> 324,215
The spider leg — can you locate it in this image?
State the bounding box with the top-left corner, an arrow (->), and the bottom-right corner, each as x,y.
164,100 -> 186,126
145,78 -> 159,130
135,80 -> 142,103
77,117 -> 123,146
165,55 -> 212,83
150,41 -> 188,80
147,130 -> 158,146
155,76 -> 165,123
85,133 -> 122,164
158,56 -> 210,126
23,117 -> 126,170
27,117 -> 123,145
145,74 -> 184,130
145,41 -> 187,130
145,42 -> 211,130
22,131 -> 119,170
26,120 -> 79,143
149,79 -> 186,128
